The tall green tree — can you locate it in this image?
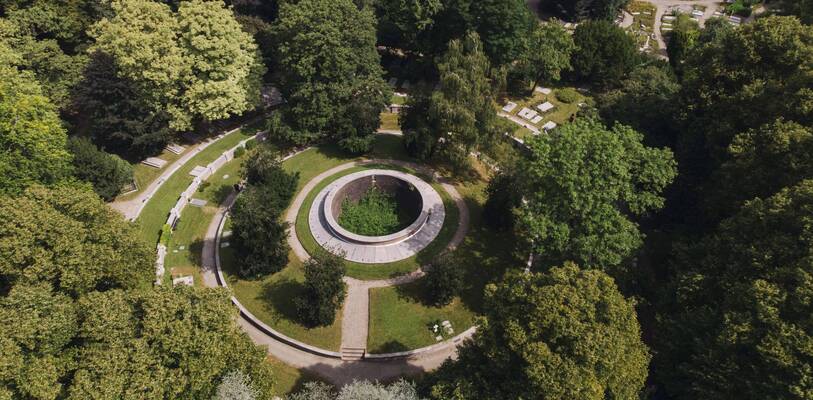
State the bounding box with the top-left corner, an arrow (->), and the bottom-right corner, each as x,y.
0,185 -> 152,294
657,180 -> 813,400
538,0 -> 630,21
74,52 -> 173,159
402,32 -> 501,171
470,0 -> 535,65
231,146 -> 298,278
375,0 -> 442,50
295,251 -> 346,327
271,0 -> 390,149
665,14 -> 699,75
705,119 -> 813,218
514,22 -> 575,93
597,64 -> 680,147
0,64 -> 72,195
68,137 -> 134,201
429,263 -> 650,399
517,119 -> 676,271
91,0 -> 264,132
571,20 -> 638,88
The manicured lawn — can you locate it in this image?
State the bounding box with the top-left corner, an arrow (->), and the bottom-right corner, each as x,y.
221,247 -> 343,351
294,164 -> 460,280
135,128 -> 254,244
368,282 -> 475,353
164,205 -> 216,286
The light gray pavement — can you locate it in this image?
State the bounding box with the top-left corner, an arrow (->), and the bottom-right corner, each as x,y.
200,156 -> 473,386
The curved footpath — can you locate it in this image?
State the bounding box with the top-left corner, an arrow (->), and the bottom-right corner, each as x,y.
200,157 -> 474,386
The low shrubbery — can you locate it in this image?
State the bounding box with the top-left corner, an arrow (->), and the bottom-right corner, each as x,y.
338,187 -> 410,236
556,87 -> 580,104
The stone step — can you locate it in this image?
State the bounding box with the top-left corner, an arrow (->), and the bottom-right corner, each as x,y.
341,347 -> 366,361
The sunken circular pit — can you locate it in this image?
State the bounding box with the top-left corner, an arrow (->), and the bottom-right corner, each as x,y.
308,169 -> 445,264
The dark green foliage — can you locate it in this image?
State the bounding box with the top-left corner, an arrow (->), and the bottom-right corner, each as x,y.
68,137 -> 133,201
428,263 -> 650,399
555,87 -> 579,104
231,147 -> 298,278
469,0 -> 535,65
338,187 -> 409,236
517,119 -> 676,271
512,22 -> 575,93
425,253 -> 464,306
74,52 -> 173,160
657,180 -> 813,400
597,64 -> 680,147
271,0 -> 390,146
666,14 -> 700,75
483,171 -> 521,230
375,0 -> 442,51
0,185 -> 153,295
538,0 -> 631,21
233,146 -> 246,158
571,20 -> 638,88
401,33 -> 501,171
338,135 -> 375,155
295,251 -> 346,327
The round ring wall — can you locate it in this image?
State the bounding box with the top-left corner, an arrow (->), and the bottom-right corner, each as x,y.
308,169 -> 445,263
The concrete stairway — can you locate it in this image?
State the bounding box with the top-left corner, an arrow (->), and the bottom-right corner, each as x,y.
341,347 -> 365,361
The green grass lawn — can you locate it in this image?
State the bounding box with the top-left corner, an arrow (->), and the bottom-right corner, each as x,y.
368,282 -> 475,353
221,246 -> 343,351
366,163 -> 519,352
379,112 -> 400,131
135,129 -> 254,245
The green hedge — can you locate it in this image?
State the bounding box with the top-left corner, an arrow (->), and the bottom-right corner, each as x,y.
159,224 -> 172,247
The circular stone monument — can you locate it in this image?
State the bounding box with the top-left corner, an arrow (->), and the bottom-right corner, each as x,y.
308,169 -> 445,263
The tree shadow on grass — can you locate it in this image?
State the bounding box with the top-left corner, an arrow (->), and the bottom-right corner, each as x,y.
212,185 -> 234,205
373,340 -> 410,353
188,239 -> 204,269
261,276 -> 305,323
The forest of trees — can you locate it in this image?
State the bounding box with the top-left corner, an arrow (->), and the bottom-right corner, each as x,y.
1,0 -> 812,398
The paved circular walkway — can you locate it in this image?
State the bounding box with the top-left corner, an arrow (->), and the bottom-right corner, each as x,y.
309,169 -> 445,263
199,157 -> 473,385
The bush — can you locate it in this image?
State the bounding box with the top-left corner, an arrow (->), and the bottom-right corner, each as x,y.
214,370 -> 258,400
198,181 -> 211,192
68,137 -> 134,201
338,134 -> 374,155
242,145 -> 300,194
295,251 -> 346,327
555,88 -> 579,104
231,186 -> 291,278
244,138 -> 257,151
338,187 -> 409,236
425,253 -> 465,306
233,146 -> 246,158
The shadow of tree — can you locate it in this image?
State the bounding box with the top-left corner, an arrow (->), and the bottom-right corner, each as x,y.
212,185 -> 234,205
373,340 -> 410,353
261,277 -> 305,323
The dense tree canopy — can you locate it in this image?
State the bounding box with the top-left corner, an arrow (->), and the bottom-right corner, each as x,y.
469,0 -> 535,66
295,251 -> 346,327
290,380 -> 424,400
271,0 -> 390,150
571,20 -> 638,89
597,64 -> 680,147
516,119 -> 676,271
0,64 -> 72,195
429,263 -> 650,399
657,180 -> 813,400
538,0 -> 630,21
231,145 -> 298,278
514,22 -> 575,93
0,185 -> 152,294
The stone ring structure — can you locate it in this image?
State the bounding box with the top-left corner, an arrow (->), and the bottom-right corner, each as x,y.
309,169 -> 445,264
